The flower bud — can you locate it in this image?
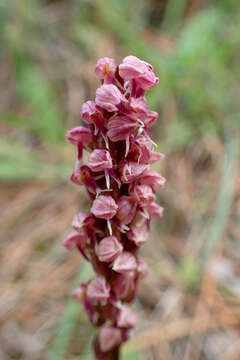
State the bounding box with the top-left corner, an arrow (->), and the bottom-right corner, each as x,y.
95,57 -> 117,83
96,236 -> 123,263
95,84 -> 123,112
91,195 -> 118,220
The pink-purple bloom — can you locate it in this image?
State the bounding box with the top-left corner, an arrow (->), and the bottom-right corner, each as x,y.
64,55 -> 165,359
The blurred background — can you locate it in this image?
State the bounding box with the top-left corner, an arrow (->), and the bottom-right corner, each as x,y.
1,0 -> 240,359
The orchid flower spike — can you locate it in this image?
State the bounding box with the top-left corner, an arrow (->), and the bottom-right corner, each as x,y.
64,55 -> 165,359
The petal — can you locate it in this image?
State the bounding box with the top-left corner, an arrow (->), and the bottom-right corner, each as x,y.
62,231 -> 84,251
119,55 -> 159,90
95,57 -> 117,83
116,196 -> 137,224
66,126 -> 92,146
139,170 -> 166,190
112,252 -> 137,273
112,273 -> 135,300
81,100 -> 97,124
127,218 -> 149,246
147,202 -> 164,219
107,116 -> 137,141
86,276 -> 110,303
133,184 -> 155,205
117,305 -> 137,328
91,195 -> 118,220
95,84 -> 123,112
121,162 -> 149,183
88,149 -> 113,172
96,236 -> 123,263
99,326 -> 122,352
119,55 -> 146,79
72,212 -> 94,234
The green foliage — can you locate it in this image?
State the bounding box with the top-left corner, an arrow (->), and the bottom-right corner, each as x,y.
15,63 -> 65,142
0,140 -> 70,181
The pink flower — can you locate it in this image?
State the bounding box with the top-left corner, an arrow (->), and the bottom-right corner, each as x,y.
96,236 -> 123,263
112,252 -> 137,273
116,196 -> 137,224
81,101 -> 97,124
107,116 -> 137,141
127,215 -> 149,246
130,97 -> 158,128
95,84 -> 123,112
71,164 -> 100,195
119,55 -> 159,90
62,231 -> 84,251
95,57 -> 117,83
66,126 -> 92,146
112,273 -> 135,300
99,326 -> 122,352
147,202 -> 164,219
88,149 -> 113,172
121,162 -> 149,183
133,184 -> 155,205
149,151 -> 165,164
140,170 -> 166,190
87,276 -> 110,304
117,305 -> 137,328
91,195 -> 118,220
72,212 -> 94,235
119,55 -> 147,79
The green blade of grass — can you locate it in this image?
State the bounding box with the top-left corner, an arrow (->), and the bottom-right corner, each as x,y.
200,129 -> 239,267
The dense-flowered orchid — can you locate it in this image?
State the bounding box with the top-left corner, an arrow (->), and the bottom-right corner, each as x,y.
64,55 -> 165,359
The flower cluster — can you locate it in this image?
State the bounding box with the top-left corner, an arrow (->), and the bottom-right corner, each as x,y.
64,56 -> 165,359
